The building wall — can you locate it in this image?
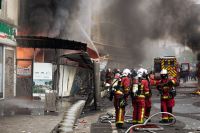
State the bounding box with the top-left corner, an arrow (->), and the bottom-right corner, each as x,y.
6,0 -> 19,25
0,0 -> 19,25
4,48 -> 15,98
0,0 -> 18,99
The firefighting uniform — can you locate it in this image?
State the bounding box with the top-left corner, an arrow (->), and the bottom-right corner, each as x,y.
145,72 -> 158,119
144,80 -> 151,119
157,78 -> 176,121
132,78 -> 150,124
114,75 -> 131,126
121,76 -> 131,102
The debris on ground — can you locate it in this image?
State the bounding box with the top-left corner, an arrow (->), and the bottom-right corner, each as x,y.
78,119 -> 87,123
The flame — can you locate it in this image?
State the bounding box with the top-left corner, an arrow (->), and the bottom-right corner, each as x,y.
17,47 -> 44,67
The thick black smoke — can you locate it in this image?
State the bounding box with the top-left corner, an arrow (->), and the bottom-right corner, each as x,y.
19,0 -> 80,38
19,0 -> 200,66
95,0 -> 147,66
96,0 -> 200,66
150,0 -> 200,51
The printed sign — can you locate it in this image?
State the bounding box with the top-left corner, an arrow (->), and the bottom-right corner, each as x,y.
33,63 -> 52,80
17,60 -> 32,77
0,21 -> 16,46
33,63 -> 53,94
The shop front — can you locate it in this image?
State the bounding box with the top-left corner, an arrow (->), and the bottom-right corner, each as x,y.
15,36 -> 92,100
0,21 -> 17,99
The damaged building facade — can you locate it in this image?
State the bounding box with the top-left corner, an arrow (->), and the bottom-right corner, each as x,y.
15,36 -> 94,101
0,0 -> 19,99
16,0 -> 100,103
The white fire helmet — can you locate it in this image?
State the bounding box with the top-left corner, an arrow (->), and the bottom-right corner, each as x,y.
137,68 -> 148,78
122,69 -> 131,76
137,73 -> 143,78
160,69 -> 168,75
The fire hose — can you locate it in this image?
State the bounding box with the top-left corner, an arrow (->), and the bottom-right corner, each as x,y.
99,111 -> 176,133
125,112 -> 176,133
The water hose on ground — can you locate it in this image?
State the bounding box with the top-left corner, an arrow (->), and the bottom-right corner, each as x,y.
125,112 -> 176,133
52,100 -> 86,133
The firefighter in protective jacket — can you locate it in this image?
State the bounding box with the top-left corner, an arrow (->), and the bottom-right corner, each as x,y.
110,69 -> 131,128
157,69 -> 177,123
144,71 -> 152,121
131,69 -> 150,124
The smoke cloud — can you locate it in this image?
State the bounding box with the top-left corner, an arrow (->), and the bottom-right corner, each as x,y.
19,0 -> 81,38
19,0 -> 97,53
19,0 -> 200,66
149,0 -> 200,51
94,0 -> 200,66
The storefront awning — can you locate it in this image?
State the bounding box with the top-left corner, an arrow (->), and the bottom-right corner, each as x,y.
61,52 -> 93,69
16,36 -> 93,69
15,36 -> 87,51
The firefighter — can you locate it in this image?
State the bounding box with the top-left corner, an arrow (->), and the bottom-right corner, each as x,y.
157,69 -> 177,123
109,69 -> 121,101
121,69 -> 131,103
131,69 -> 150,125
110,68 -> 131,128
144,70 -> 152,121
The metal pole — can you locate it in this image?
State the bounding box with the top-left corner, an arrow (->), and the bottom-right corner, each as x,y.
61,65 -> 64,101
32,48 -> 36,97
93,61 -> 100,110
55,49 -> 60,100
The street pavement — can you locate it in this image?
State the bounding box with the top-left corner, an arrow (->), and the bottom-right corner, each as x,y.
0,96 -> 81,133
0,80 -> 200,133
74,80 -> 200,133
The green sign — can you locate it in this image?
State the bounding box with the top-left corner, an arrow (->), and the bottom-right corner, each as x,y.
0,22 -> 15,38
0,21 -> 16,45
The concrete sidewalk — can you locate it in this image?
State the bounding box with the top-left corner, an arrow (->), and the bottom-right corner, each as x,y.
0,115 -> 62,133
0,96 -> 83,133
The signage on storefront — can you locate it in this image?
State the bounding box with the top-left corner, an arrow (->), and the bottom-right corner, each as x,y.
17,66 -> 32,77
33,63 -> 52,80
0,21 -> 16,46
16,60 -> 32,77
33,63 -> 53,95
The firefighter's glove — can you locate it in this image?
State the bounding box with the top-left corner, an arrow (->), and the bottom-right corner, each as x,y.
157,85 -> 161,89
169,87 -> 176,98
119,99 -> 126,108
131,92 -> 137,98
157,85 -> 163,95
149,90 -> 152,97
167,80 -> 174,86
